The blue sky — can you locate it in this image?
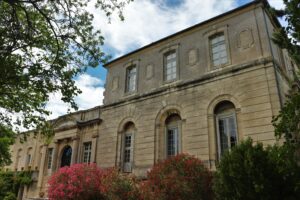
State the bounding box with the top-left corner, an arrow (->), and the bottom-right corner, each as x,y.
46,0 -> 285,119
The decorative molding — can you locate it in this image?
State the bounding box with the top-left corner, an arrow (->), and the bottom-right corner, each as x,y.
112,76 -> 119,91
145,64 -> 154,79
237,28 -> 254,49
187,48 -> 198,66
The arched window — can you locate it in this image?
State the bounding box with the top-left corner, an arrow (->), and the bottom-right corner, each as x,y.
122,122 -> 135,173
215,101 -> 238,158
61,146 -> 72,167
165,114 -> 181,157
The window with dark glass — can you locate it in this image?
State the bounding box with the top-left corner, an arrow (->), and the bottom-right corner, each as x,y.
167,128 -> 179,156
164,51 -> 177,81
165,114 -> 181,157
83,142 -> 92,163
215,101 -> 238,158
210,33 -> 228,67
47,148 -> 53,169
61,146 -> 72,167
126,65 -> 137,92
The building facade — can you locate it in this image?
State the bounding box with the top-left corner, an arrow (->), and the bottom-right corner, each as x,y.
4,1 -> 297,199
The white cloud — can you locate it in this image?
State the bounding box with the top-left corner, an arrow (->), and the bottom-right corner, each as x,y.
268,0 -> 285,9
46,74 -> 105,119
45,0 -> 287,120
89,0 -> 237,56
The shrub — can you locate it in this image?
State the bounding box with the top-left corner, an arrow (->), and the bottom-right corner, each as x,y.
48,163 -> 105,200
0,170 -> 32,200
140,154 -> 213,200
102,168 -> 139,200
48,163 -> 138,200
213,138 -> 300,200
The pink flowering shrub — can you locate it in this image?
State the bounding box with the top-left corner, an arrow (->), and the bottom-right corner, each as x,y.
139,154 -> 213,200
48,163 -> 105,200
48,164 -> 138,200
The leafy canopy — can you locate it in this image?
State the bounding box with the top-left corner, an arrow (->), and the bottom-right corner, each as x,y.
271,0 -> 300,66
0,0 -> 131,132
0,0 -> 131,166
270,0 -> 300,146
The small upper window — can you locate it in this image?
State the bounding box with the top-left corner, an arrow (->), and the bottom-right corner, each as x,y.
83,142 -> 92,163
210,33 -> 228,67
164,51 -> 177,81
126,65 -> 137,92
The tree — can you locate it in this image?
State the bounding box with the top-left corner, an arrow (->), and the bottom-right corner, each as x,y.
0,0 -> 132,165
140,154 -> 213,200
271,0 -> 300,66
270,0 -> 300,146
0,125 -> 15,167
213,138 -> 300,200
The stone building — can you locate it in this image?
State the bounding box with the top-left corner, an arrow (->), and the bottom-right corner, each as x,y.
4,0 -> 298,199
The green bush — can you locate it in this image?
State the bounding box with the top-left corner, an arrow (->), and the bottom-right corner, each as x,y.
213,138 -> 300,200
0,170 -> 32,200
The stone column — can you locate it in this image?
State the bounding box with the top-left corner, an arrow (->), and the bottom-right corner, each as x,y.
91,133 -> 99,163
52,140 -> 59,172
71,136 -> 80,165
37,144 -> 48,188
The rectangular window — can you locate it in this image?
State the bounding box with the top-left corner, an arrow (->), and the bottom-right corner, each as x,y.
26,154 -> 32,166
83,142 -> 92,163
47,148 -> 53,169
164,51 -> 177,81
123,134 -> 133,172
167,128 -> 178,157
218,115 -> 237,157
126,66 -> 137,92
210,33 -> 228,67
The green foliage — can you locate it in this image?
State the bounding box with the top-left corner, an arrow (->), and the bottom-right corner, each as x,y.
0,0 -> 131,169
101,168 -> 139,200
0,170 -> 31,200
0,171 -> 16,200
3,192 -> 17,200
15,171 -> 33,186
0,125 -> 15,167
272,92 -> 300,145
140,154 -> 213,200
270,0 -> 300,66
213,138 -> 300,200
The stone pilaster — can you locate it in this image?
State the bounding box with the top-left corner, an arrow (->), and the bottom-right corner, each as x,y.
91,133 -> 99,163
37,144 -> 48,188
52,140 -> 59,172
71,136 -> 80,165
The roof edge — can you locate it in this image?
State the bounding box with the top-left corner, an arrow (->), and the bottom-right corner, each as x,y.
104,0 -> 272,67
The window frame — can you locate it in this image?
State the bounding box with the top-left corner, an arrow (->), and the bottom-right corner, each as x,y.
166,126 -> 179,157
160,44 -> 180,84
163,50 -> 178,82
47,148 -> 53,170
209,33 -> 228,67
216,112 -> 238,159
125,65 -> 137,93
204,26 -> 231,71
122,132 -> 134,173
83,142 -> 92,164
164,114 -> 182,158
